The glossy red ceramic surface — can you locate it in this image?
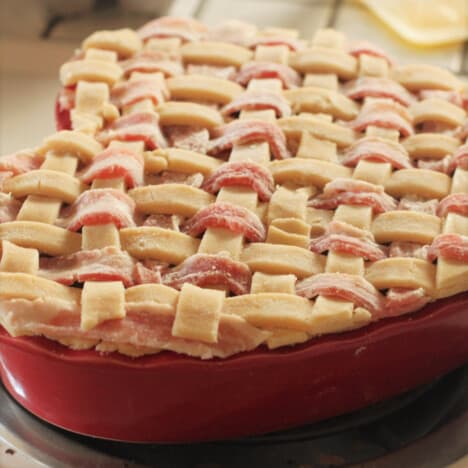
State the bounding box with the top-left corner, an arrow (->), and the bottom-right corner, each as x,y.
0,293 -> 467,442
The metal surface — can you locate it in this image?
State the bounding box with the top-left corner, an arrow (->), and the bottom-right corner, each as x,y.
0,366 -> 466,467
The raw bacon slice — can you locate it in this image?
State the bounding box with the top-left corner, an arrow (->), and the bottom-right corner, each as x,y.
348,40 -> 393,65
247,36 -> 306,51
186,64 -> 236,80
349,99 -> 414,137
221,91 -> 291,118
143,214 -> 182,230
309,178 -> 397,213
0,150 -> 42,175
163,253 -> 252,295
0,298 -> 268,359
165,125 -> 210,153
447,143 -> 468,174
97,112 -> 167,150
427,233 -> 468,262
383,288 -> 431,319
204,20 -> 257,46
79,146 -> 144,188
389,242 -> 429,261
417,155 -> 452,174
60,189 -> 136,231
39,247 -> 136,286
341,136 -> 412,169
309,220 -> 387,261
183,202 -> 266,242
121,51 -> 184,78
398,197 -> 438,215
208,120 -> 291,160
235,62 -> 301,89
202,161 -> 275,201
296,273 -> 384,315
148,171 -> 204,188
111,79 -> 166,108
138,16 -> 206,42
345,77 -> 414,107
133,259 -> 169,285
0,193 -> 21,223
0,173 -> 13,192
454,120 -> 468,140
437,193 -> 468,217
419,89 -> 463,108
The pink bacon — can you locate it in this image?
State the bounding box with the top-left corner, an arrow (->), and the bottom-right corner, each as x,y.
0,298 -> 267,359
165,125 -> 210,154
0,194 -> 21,223
427,233 -> 468,262
111,79 -> 167,108
163,253 -> 252,295
382,288 -> 431,319
222,91 -> 291,118
296,273 -> 385,315
247,36 -> 305,51
121,51 -> 184,78
138,16 -> 207,42
341,136 -> 412,169
60,188 -> 136,231
389,242 -> 429,261
420,89 -> 464,108
187,64 -> 236,80
398,197 -> 438,215
417,155 -> 452,174
204,20 -> 257,46
202,160 -> 275,201
309,220 -> 387,261
235,62 -> 301,89
349,99 -> 414,137
348,40 -> 393,65
183,202 -> 266,242
309,178 -> 397,213
39,247 -> 136,286
447,143 -> 468,174
79,146 -> 144,188
345,77 -> 414,107
437,193 -> 468,217
0,150 -> 42,175
97,112 -> 167,150
208,120 -> 291,160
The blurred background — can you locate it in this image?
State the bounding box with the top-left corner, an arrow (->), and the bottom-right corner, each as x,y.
0,0 -> 467,153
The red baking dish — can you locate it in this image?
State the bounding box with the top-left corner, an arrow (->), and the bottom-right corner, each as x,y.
0,293 -> 467,442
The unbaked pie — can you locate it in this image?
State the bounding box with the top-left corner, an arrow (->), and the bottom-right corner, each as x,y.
0,17 -> 467,360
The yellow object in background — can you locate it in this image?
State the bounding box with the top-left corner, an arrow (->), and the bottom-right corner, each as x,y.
361,0 -> 468,46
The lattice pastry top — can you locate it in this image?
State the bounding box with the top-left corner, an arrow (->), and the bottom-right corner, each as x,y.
0,17 -> 467,359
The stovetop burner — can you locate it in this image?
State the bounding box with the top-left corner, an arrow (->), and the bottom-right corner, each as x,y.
0,365 -> 466,467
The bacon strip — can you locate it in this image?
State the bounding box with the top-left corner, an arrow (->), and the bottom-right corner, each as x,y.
447,143 -> 468,174
341,136 -> 412,169
349,99 -> 413,137
138,16 -> 206,42
389,242 -> 429,260
0,298 -> 268,359
165,125 -> 210,154
419,89 -> 464,108
163,253 -> 252,295
348,40 -> 393,65
60,189 -> 136,231
0,193 -> 21,223
39,247 -> 136,286
309,178 -> 397,213
121,51 -> 183,78
235,62 -> 301,89
247,36 -> 305,51
427,233 -> 468,262
132,259 -> 168,285
296,273 -> 384,314
309,220 -> 387,261
79,147 -> 144,188
382,288 -> 431,319
143,214 -> 182,230
183,202 -> 266,242
0,150 -> 42,175
417,155 -> 452,174
398,197 -> 438,215
345,77 -> 414,107
454,120 -> 468,140
111,79 -> 167,108
204,20 -> 257,46
148,171 -> 203,188
222,91 -> 291,118
208,120 -> 291,160
202,161 -> 274,201
437,193 -> 468,217
97,112 -> 167,150
186,64 -> 236,80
